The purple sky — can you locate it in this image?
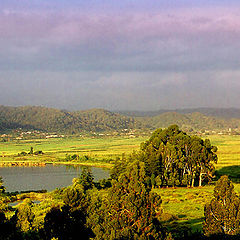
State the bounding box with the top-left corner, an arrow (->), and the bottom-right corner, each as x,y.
1,0 -> 240,111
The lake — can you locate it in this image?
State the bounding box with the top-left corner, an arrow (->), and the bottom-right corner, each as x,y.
0,164 -> 109,192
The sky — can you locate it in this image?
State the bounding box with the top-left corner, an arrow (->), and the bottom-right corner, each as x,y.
1,0 -> 240,111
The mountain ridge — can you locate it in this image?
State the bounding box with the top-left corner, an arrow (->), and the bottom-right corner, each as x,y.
0,105 -> 142,133
117,107 -> 240,119
0,105 -> 240,133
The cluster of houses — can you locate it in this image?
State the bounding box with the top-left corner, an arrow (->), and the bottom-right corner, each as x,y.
1,127 -> 239,142
1,129 -> 65,140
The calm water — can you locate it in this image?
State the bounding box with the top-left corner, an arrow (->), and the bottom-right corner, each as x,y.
0,164 -> 109,192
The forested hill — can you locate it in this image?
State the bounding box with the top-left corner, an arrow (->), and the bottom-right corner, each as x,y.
0,105 -> 240,133
118,108 -> 240,119
139,112 -> 240,132
0,106 -> 142,133
72,108 -> 142,132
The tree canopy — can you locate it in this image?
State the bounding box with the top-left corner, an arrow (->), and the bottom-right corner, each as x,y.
102,161 -> 166,240
139,125 -> 218,187
112,125 -> 218,187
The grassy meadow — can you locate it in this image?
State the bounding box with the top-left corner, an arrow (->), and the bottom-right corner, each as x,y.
0,134 -> 239,168
155,184 -> 240,234
205,135 -> 240,169
0,136 -> 146,167
0,136 -> 145,157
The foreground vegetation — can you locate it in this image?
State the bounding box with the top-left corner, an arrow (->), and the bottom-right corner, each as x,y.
0,125 -> 240,239
0,166 -> 239,239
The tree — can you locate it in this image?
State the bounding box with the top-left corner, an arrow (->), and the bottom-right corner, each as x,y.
44,182 -> 93,240
29,147 -> 33,155
15,199 -> 35,233
78,167 -> 94,192
86,192 -> 107,240
102,161 -> 166,240
0,177 -> 5,193
203,175 -> 240,237
62,182 -> 88,211
139,125 -> 217,187
111,154 -> 129,180
43,206 -> 71,240
0,211 -> 21,240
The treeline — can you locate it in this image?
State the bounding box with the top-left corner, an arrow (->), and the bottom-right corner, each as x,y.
0,105 -> 240,134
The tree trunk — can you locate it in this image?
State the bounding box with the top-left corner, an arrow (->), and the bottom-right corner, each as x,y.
199,173 -> 202,187
191,176 -> 195,187
199,166 -> 203,187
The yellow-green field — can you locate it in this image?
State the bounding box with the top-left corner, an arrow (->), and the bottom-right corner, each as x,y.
0,136 -> 146,167
204,135 -> 240,169
0,136 -> 145,157
0,134 -> 239,168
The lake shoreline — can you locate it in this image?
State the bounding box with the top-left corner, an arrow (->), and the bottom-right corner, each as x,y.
0,160 -> 113,169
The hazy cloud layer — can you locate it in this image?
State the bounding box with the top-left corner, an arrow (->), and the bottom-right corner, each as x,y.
1,1 -> 240,110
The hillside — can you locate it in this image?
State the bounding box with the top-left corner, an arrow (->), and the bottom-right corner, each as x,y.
73,109 -> 142,132
0,106 -> 142,133
139,112 -> 240,131
0,106 -> 240,134
118,108 -> 240,119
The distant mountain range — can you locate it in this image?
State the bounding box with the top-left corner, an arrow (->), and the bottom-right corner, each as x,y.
138,112 -> 240,131
118,108 -> 240,119
0,105 -> 240,133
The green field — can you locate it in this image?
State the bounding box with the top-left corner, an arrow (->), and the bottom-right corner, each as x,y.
0,136 -> 146,167
204,135 -> 240,169
0,134 -> 239,167
155,183 -> 240,234
0,136 -> 146,157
